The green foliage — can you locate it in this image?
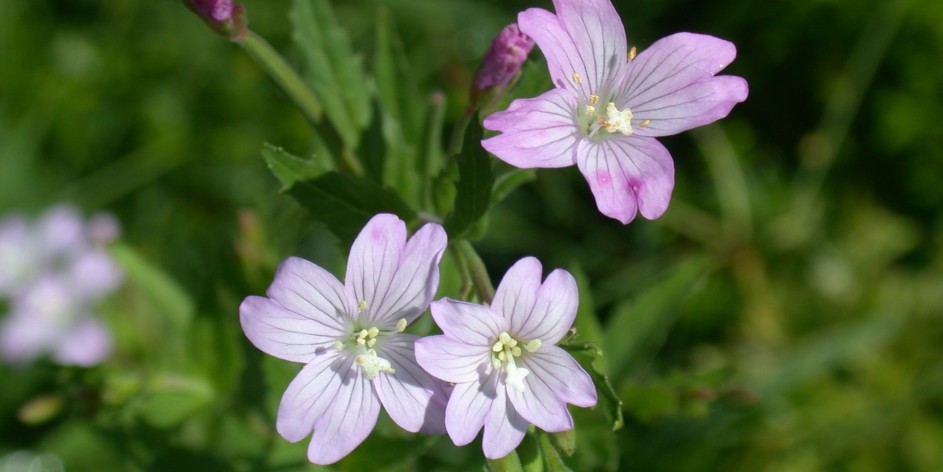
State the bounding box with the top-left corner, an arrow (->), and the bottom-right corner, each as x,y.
445,117 -> 496,239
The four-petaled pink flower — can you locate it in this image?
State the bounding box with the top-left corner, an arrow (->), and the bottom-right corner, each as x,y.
482,0 -> 749,224
239,214 -> 450,465
415,257 -> 597,460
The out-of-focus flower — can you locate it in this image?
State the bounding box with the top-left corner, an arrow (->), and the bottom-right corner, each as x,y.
240,214 -> 450,465
415,257 -> 597,460
482,0 -> 748,224
0,204 -> 123,367
183,0 -> 248,41
473,23 -> 535,101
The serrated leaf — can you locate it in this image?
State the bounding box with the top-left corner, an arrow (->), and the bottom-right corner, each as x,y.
291,0 -> 370,149
287,171 -> 416,245
445,116 -> 495,238
262,143 -> 332,190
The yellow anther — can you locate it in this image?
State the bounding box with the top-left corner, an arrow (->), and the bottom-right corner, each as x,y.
589,94 -> 599,104
367,338 -> 377,348
499,332 -> 513,344
357,300 -> 368,313
511,346 -> 522,357
639,119 -> 651,127
628,46 -> 637,61
492,358 -> 502,369
395,318 -> 407,333
524,339 -> 542,352
585,105 -> 596,115
334,341 -> 345,351
492,341 -> 504,352
498,351 -> 507,361
367,327 -> 379,338
572,72 -> 582,84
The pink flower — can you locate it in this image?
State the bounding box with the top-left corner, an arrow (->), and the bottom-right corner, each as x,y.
183,0 -> 247,41
415,257 -> 596,460
482,0 -> 748,224
474,23 -> 535,94
239,214 -> 450,465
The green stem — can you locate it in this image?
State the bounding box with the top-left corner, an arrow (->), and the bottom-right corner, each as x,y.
448,106 -> 475,156
240,31 -> 323,124
454,240 -> 494,304
486,450 -> 523,472
240,31 -> 364,176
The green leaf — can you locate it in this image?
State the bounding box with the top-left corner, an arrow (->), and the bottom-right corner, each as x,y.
568,261 -> 608,373
565,343 -> 624,431
291,0 -> 370,150
133,373 -> 214,428
262,143 -> 333,191
487,451 -> 524,472
604,256 -> 711,380
445,116 -> 495,238
287,171 -> 417,245
519,433 -> 544,472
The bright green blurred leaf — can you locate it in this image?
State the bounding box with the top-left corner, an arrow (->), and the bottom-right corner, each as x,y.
110,243 -> 194,335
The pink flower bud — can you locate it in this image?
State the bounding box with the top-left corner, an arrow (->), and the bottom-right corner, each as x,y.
473,23 -> 535,93
184,0 -> 248,41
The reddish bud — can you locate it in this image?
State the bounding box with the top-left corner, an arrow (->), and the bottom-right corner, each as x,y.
184,0 -> 248,41
473,23 -> 534,95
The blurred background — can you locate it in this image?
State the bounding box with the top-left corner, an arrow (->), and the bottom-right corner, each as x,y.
1,0 -> 942,470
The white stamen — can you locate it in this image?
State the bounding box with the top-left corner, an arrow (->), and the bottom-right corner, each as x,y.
395,318 -> 407,333
604,102 -> 633,136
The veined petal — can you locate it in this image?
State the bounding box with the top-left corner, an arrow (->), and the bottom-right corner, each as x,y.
482,88 -> 580,169
492,257 -> 541,336
307,357 -> 382,465
415,335 -> 491,384
506,360 -> 574,432
576,136 -> 675,224
240,296 -> 345,363
430,299 -> 508,346
276,351 -> 350,443
374,334 -> 450,434
514,268 -> 578,345
618,33 -> 747,136
346,215 -> 447,327
482,378 -> 529,460
51,317 -> 112,367
266,257 -> 354,333
373,222 -> 447,325
518,8 -> 591,97
520,345 -> 597,407
552,0 -> 627,93
445,369 -> 499,446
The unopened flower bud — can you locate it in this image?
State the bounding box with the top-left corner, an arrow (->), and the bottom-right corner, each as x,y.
183,0 -> 248,41
472,23 -> 534,102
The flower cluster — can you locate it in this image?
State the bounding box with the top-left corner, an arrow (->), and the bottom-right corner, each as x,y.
0,204 -> 123,367
240,215 -> 595,463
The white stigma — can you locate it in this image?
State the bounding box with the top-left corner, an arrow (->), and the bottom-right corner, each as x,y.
355,349 -> 395,380
491,331 -> 540,392
604,102 -> 633,135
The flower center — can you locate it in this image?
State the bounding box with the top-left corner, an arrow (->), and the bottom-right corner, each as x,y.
490,331 -> 542,392
579,99 -> 636,139
334,312 -> 408,380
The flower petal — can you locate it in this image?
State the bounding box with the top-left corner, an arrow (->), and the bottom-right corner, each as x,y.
240,296 -> 345,363
52,317 -> 112,367
445,369 -> 499,446
346,215 -> 447,327
265,256 -> 354,332
482,88 -> 580,169
416,335 -> 491,384
276,351 -> 350,443
506,361 -> 574,432
429,299 -> 508,346
618,33 -> 748,137
521,345 -> 596,407
374,334 -> 450,434
307,357 -> 382,465
514,268 -> 578,345
492,257 -> 541,335
519,0 -> 627,97
552,0 -> 627,93
576,136 -> 674,223
482,378 -> 529,460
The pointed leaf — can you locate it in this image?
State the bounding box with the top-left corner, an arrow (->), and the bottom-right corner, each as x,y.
262,143 -> 333,191
445,116 -> 495,238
